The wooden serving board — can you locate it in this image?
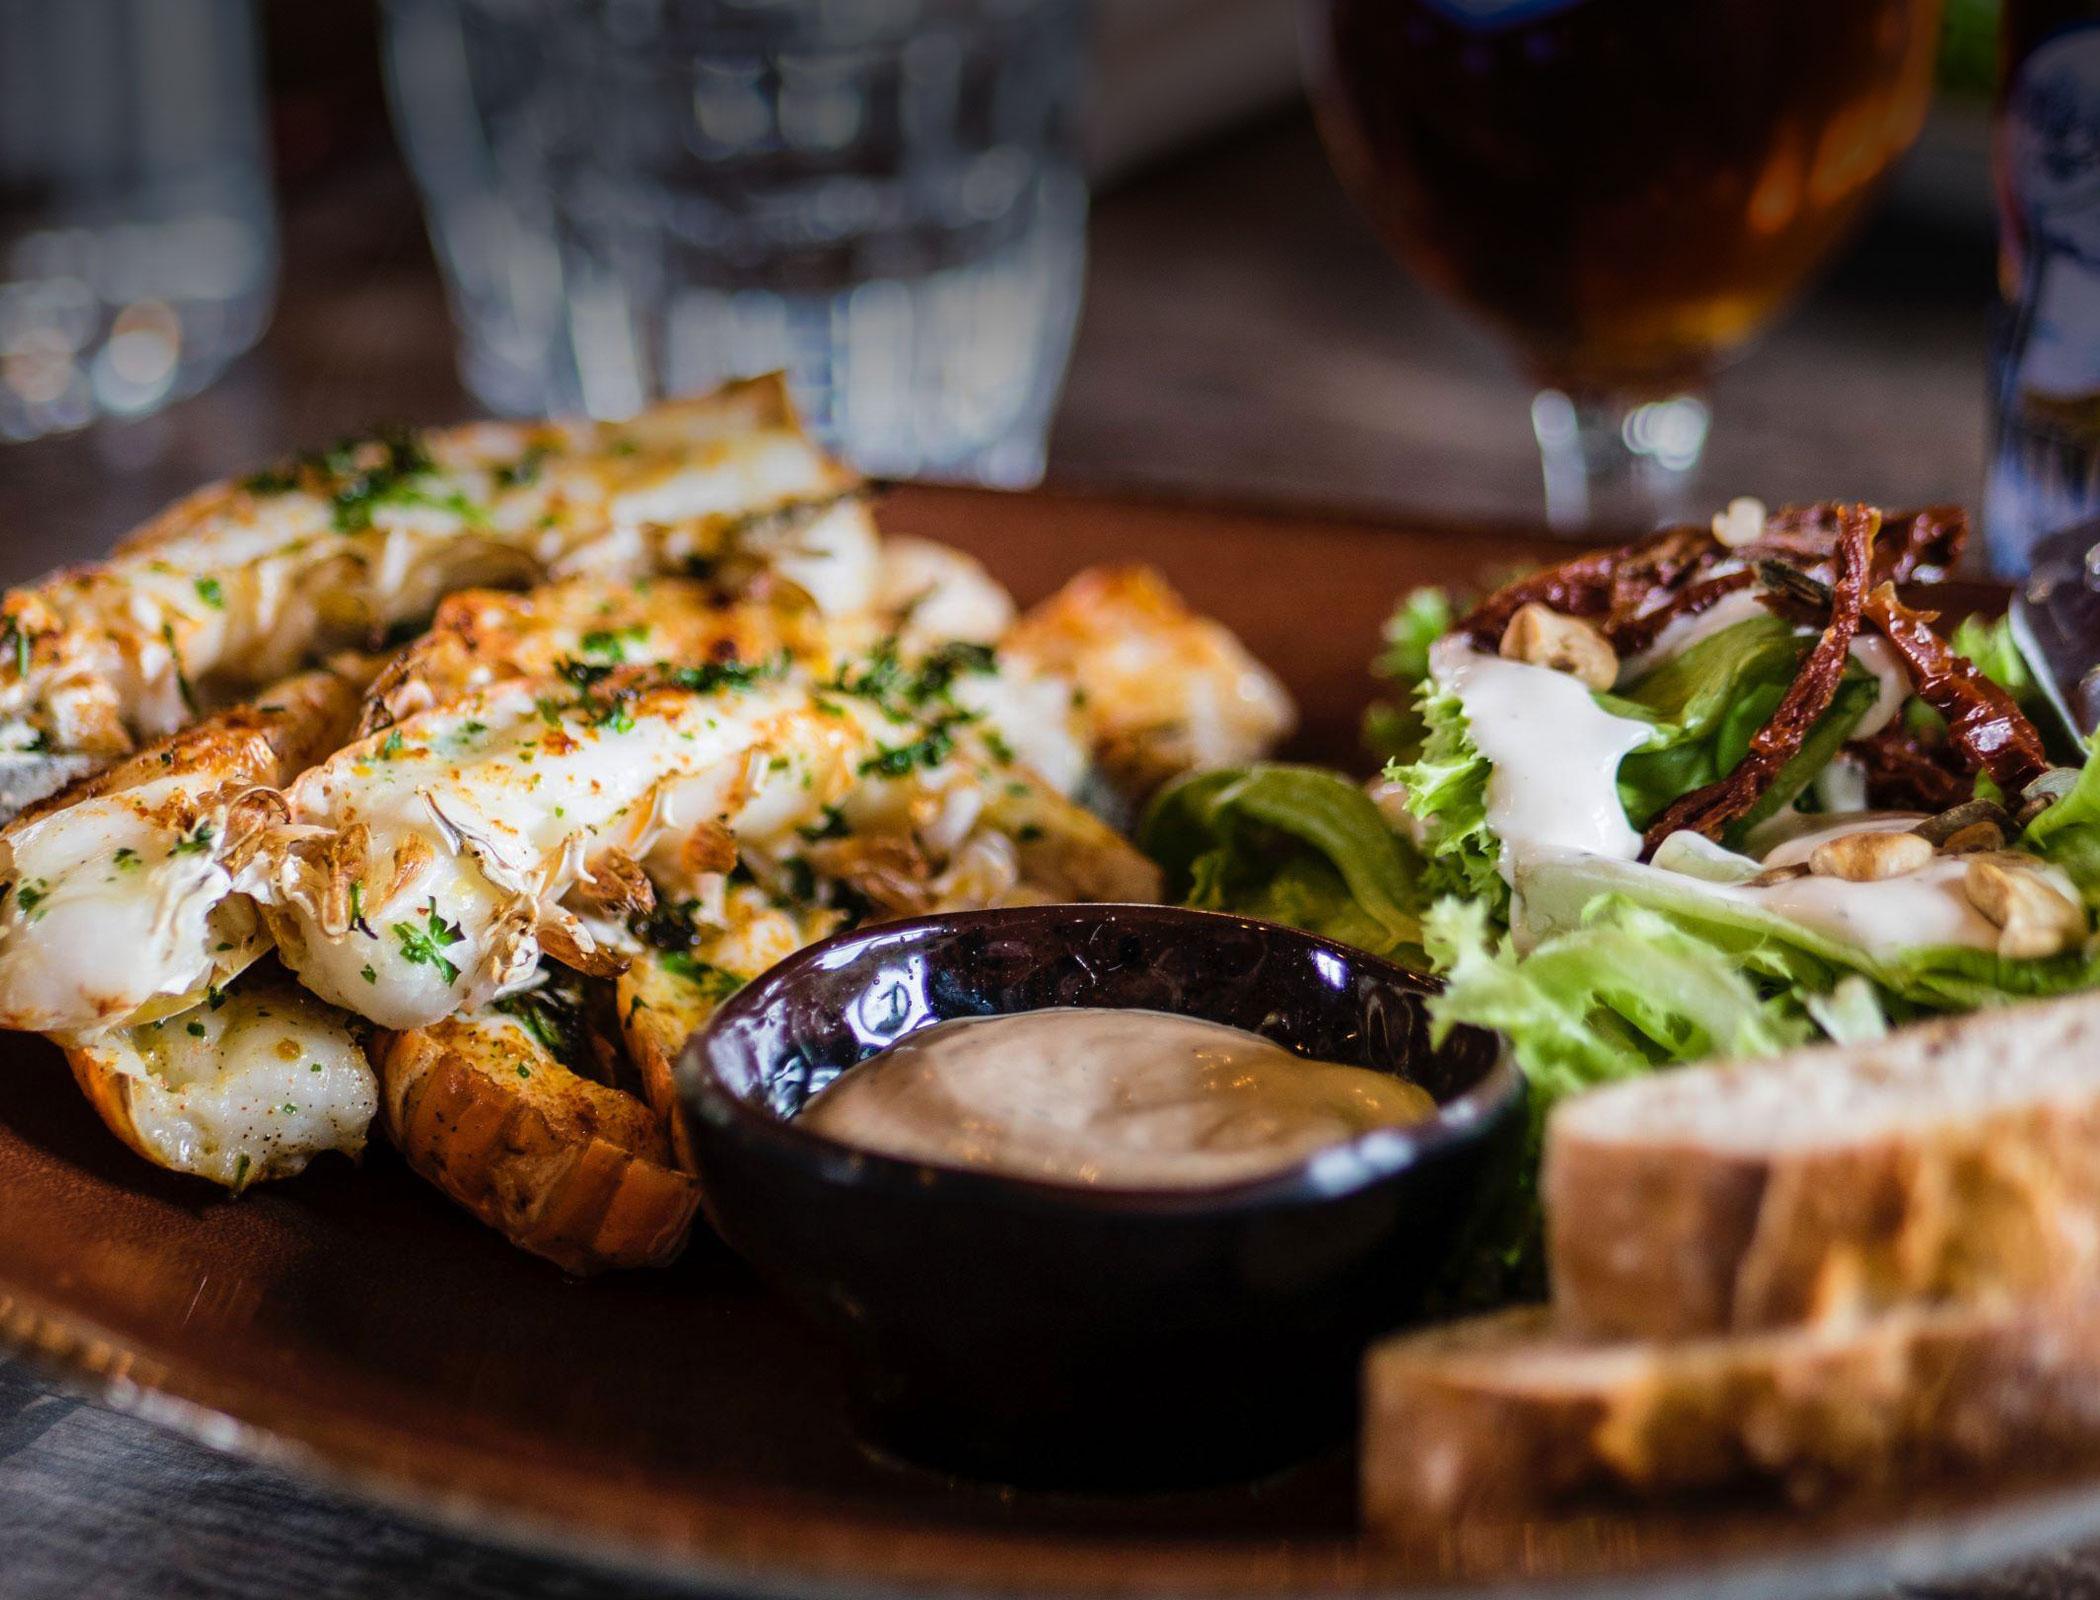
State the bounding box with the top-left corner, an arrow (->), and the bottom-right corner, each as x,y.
0,487 -> 2075,1600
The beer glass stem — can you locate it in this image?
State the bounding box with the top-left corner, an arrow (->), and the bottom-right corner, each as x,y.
1530,389 -> 1712,534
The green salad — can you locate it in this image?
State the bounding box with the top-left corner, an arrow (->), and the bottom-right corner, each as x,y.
1140,502 -> 2100,1293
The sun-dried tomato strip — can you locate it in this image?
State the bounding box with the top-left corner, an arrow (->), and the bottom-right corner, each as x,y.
1457,523 -> 1736,649
1858,584 -> 2049,795
1638,505 -> 1879,856
1458,503 -> 1968,657
1610,570 -> 1757,658
1848,726 -> 1973,813
1763,503 -> 1965,586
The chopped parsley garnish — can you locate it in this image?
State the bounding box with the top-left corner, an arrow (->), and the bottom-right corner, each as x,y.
799,804 -> 850,842
913,639 -> 999,700
15,880 -> 47,918
632,896 -> 706,951
557,656 -> 616,691
834,640 -> 908,707
172,821 -> 215,855
859,719 -> 960,778
241,465 -> 300,495
233,1153 -> 251,1188
186,1021 -> 207,1038
670,651 -> 787,696
161,624 -> 198,716
393,904 -> 465,985
360,964 -> 377,985
983,729 -> 1016,765
659,951 -> 745,1004
376,728 -> 404,760
579,624 -> 647,662
1,618 -> 28,679
493,984 -> 585,1064
245,424 -> 487,532
492,443 -> 549,489
834,637 -> 997,718
195,576 -> 225,610
113,847 -> 140,872
348,878 -> 375,938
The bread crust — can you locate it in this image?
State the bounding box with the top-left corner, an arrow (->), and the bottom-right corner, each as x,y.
1544,992 -> 2100,1338
1362,1299 -> 2100,1539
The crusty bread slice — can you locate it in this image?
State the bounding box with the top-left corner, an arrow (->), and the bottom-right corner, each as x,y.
1543,990 -> 2100,1340
1361,1297 -> 2100,1539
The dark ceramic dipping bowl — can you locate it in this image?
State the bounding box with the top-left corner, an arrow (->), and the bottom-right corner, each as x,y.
681,904 -> 1522,1489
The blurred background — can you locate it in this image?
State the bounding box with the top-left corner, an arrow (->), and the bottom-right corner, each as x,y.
0,0 -> 2012,563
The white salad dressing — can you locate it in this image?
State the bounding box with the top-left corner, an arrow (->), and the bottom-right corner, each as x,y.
1846,635 -> 1911,738
1619,586 -> 1762,678
1429,637 -> 1654,874
1724,816 -> 2040,958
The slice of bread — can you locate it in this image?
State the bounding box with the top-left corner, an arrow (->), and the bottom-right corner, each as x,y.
1543,990 -> 2100,1340
1361,1297 -> 2100,1540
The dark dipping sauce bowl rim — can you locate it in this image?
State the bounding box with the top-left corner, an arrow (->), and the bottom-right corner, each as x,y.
685,904 -> 1521,1215
677,902 -> 1524,1490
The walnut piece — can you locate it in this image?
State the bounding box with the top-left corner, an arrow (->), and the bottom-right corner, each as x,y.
1807,829 -> 1934,882
1498,602 -> 1618,691
1711,496 -> 1768,550
1962,857 -> 2086,959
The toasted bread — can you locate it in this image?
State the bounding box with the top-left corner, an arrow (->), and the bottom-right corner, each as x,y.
1543,990 -> 2100,1339
1362,1297 -> 2100,1540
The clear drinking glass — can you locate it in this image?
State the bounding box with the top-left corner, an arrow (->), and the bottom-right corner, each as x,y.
383,0 -> 1090,488
1302,0 -> 1943,533
0,0 -> 278,441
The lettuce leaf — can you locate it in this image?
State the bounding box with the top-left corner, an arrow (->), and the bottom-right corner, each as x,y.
2021,730 -> 2100,907
1140,765 -> 1425,963
1952,612 -> 2037,702
1422,893 -> 1815,1302
1606,615 -> 1877,836
1365,587 -> 1456,764
1388,679 -> 1506,920
1426,894 -> 1812,1108
1513,846 -> 2100,1012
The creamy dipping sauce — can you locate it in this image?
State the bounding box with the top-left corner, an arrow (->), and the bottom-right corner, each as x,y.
798,1007 -> 1437,1189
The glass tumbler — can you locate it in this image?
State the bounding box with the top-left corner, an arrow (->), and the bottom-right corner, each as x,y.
383,0 -> 1091,488
0,0 -> 278,441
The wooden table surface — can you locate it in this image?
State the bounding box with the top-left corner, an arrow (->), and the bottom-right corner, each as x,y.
0,112 -> 2048,1600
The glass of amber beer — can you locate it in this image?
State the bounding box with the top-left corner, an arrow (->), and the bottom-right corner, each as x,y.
1303,0 -> 1943,530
